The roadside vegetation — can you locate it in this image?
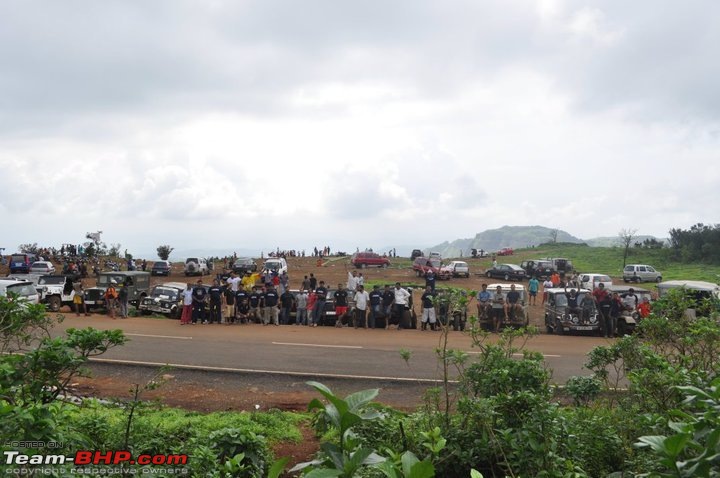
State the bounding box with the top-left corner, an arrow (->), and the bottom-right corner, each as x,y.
3,285 -> 720,476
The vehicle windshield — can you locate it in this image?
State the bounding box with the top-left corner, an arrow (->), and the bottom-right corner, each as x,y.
38,276 -> 65,285
185,258 -> 199,264
264,261 -> 281,270
428,259 -> 441,268
11,255 -> 27,262
98,275 -> 129,286
7,283 -> 37,297
151,287 -> 179,300
153,262 -> 168,267
597,275 -> 611,282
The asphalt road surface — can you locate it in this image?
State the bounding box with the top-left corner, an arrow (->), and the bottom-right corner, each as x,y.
55,314 -> 610,384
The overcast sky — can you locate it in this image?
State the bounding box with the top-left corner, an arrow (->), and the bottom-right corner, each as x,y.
1,0 -> 718,257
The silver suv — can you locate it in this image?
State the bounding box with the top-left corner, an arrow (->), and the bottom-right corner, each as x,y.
623,264 -> 662,283
184,257 -> 209,276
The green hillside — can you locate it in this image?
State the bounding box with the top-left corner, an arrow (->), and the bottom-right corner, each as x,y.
454,243 -> 720,283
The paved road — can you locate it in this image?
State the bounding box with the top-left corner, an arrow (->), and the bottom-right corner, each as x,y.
55,314 -> 610,384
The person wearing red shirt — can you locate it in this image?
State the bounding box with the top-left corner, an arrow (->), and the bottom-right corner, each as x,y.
637,297 -> 652,318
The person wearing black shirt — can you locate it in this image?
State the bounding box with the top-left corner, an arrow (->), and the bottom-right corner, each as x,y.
223,281 -> 236,324
208,279 -> 223,324
382,285 -> 395,329
420,286 -> 437,330
368,285 -> 383,329
333,284 -> 349,327
425,269 -> 436,292
504,284 -> 522,320
249,287 -> 262,323
564,286 -> 580,316
312,281 -> 328,326
309,273 -> 317,291
234,285 -> 248,323
263,284 -> 279,326
279,288 -> 295,325
191,280 -> 207,324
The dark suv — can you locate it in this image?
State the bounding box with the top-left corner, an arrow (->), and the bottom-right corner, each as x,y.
351,252 -> 390,269
520,259 -> 554,279
232,257 -> 258,275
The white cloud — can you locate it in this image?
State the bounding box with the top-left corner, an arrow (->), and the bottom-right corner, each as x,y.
0,0 -> 718,255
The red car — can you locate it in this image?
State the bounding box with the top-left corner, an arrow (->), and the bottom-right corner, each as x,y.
351,252 -> 390,269
497,247 -> 514,256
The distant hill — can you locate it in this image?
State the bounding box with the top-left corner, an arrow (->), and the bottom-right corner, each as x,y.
428,226 -> 584,258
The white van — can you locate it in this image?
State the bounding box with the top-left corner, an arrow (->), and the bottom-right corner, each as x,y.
623,264 -> 662,283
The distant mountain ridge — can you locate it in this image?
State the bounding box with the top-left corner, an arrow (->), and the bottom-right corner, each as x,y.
427,226 -> 668,258
427,226 -> 584,257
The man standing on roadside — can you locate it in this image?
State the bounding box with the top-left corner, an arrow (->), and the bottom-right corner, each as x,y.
72,280 -> 90,316
311,280 -> 328,326
118,283 -> 129,318
368,285 -> 383,329
192,280 -> 207,324
382,285 -> 394,328
393,282 -> 411,330
279,287 -> 295,325
295,289 -> 309,325
180,283 -> 193,325
353,284 -> 369,329
333,283 -> 349,327
263,283 -> 280,326
208,279 -> 224,324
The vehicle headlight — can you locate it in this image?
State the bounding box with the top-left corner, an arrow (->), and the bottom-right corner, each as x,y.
570,315 -> 579,324
589,314 -> 599,324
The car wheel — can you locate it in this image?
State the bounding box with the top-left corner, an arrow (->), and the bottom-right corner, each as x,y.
655,276 -> 662,283
486,271 -> 492,278
382,263 -> 388,269
359,263 -> 366,269
504,273 -> 510,281
465,273 -> 470,278
47,296 -> 61,312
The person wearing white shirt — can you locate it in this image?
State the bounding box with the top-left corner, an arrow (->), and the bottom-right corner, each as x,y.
353,285 -> 370,328
393,282 -> 411,330
180,283 -> 194,325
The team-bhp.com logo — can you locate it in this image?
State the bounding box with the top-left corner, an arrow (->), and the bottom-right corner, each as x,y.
4,450 -> 188,466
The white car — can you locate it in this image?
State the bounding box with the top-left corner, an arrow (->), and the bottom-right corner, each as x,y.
30,261 -> 56,275
578,273 -> 613,290
262,258 -> 288,276
442,261 -> 470,278
184,257 -> 209,276
0,278 -> 40,304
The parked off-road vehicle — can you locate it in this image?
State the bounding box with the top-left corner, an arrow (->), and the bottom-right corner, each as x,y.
520,259 -> 554,279
606,285 -> 653,335
37,275 -> 76,312
477,283 -> 529,331
138,282 -> 186,318
83,271 -> 151,311
184,257 -> 209,276
544,287 -> 601,335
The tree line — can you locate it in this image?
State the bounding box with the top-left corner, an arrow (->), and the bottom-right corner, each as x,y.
669,222 -> 720,264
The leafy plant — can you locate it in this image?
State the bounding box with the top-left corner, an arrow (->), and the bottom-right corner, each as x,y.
636,377 -> 720,477
292,381 -> 384,476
